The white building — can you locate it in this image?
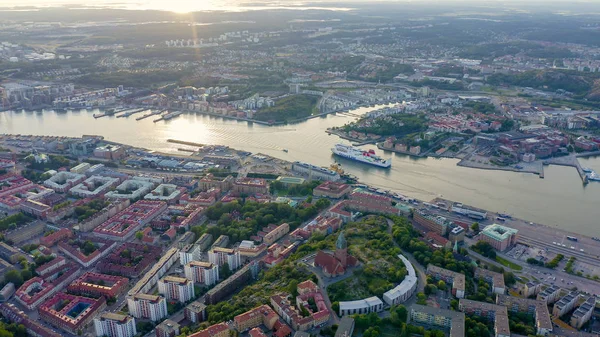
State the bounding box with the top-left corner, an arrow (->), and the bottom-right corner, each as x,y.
70,162 -> 90,174
127,293 -> 168,322
208,247 -> 241,271
144,184 -> 181,202
43,171 -> 86,192
94,313 -> 137,337
184,261 -> 219,286
291,162 -> 340,181
383,254 -> 418,305
69,175 -> 120,197
339,297 -> 383,316
105,179 -> 155,200
158,276 -> 195,303
179,244 -> 203,266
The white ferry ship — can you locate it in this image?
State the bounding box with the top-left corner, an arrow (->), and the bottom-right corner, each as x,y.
331,144 -> 391,168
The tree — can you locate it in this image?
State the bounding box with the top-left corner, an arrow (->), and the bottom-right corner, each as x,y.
390,305 -> 407,325
437,280 -> 447,291
450,299 -> 459,310
220,263 -> 232,279
135,231 -> 144,240
288,280 -> 299,298
4,270 -> 23,287
471,222 -> 480,232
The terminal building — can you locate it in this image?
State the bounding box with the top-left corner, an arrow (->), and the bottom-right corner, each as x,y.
479,224 -> 519,252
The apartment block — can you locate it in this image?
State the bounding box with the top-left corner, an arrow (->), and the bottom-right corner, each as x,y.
426,265 -> 465,298
184,261 -> 219,286
127,294 -> 168,322
409,304 -> 465,337
94,313 -> 137,337
158,276 -> 194,303
475,268 -> 506,295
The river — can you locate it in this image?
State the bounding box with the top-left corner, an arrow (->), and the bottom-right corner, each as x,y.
1,107 -> 600,236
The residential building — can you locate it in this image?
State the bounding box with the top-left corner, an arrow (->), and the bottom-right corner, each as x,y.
479,224 -> 519,252
4,220 -> 44,244
69,175 -> 120,198
232,177 -> 268,195
129,248 -> 179,296
204,261 -> 260,305
335,317 -> 355,337
184,301 -> 207,323
0,242 -> 23,263
127,294 -> 168,322
496,294 -> 553,336
475,268 -> 506,295
426,265 -> 465,298
570,296 -> 596,329
553,292 -> 580,318
313,181 -> 352,198
158,276 -> 194,303
156,319 -> 180,337
70,162 -> 90,174
44,171 -> 85,192
198,174 -> 233,192
383,254 -> 418,305
409,304 -> 465,337
523,281 -> 542,298
339,297 -> 383,316
233,305 -> 278,332
94,313 -> 137,337
208,247 -> 241,270
188,323 -> 229,337
537,285 -> 561,304
105,179 -> 155,200
263,223 -> 290,245
145,184 -> 183,203
184,261 -> 219,285
39,293 -> 106,334
94,200 -> 167,241
0,303 -> 62,337
67,272 -> 128,299
459,299 -> 510,337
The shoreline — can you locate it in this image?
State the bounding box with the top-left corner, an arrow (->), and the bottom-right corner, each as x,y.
6,133 -> 600,251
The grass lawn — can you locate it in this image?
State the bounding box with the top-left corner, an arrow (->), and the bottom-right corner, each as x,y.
496,256 -> 523,271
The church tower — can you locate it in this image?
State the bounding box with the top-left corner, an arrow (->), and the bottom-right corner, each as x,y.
334,232 -> 348,267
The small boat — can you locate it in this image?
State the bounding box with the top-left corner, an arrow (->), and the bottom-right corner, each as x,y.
582,167 -> 593,173
282,149 -> 289,153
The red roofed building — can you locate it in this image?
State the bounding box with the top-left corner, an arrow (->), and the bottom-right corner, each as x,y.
39,293 -> 107,334
188,323 -> 229,337
314,232 -> 357,277
248,327 -> 268,337
273,320 -> 292,337
233,305 -> 278,332
40,228 -> 73,247
93,200 -> 167,241
67,272 -> 129,299
35,256 -> 66,276
313,181 -> 352,199
424,231 -> 451,249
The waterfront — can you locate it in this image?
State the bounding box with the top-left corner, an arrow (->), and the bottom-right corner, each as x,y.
2,107 -> 600,236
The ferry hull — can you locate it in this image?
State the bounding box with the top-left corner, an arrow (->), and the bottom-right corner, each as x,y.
332,149 -> 391,168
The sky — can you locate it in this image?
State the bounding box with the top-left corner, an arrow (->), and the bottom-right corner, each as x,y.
0,0 -> 592,13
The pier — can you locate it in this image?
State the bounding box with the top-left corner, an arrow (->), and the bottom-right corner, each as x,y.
545,155 -> 588,184
136,109 -> 165,121
116,108 -> 147,118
